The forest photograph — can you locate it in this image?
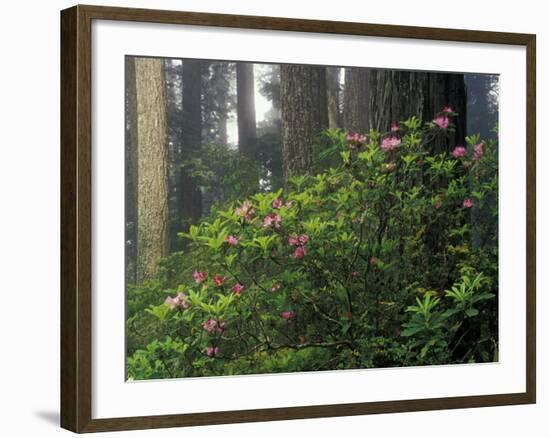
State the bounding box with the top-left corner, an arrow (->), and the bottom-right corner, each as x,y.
125,56 -> 499,381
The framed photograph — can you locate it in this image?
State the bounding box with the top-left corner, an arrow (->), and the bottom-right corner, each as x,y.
60,4 -> 536,433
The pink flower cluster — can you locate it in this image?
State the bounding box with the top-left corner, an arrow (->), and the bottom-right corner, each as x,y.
205,346 -> 219,357
452,146 -> 467,158
164,292 -> 190,310
462,198 -> 474,209
193,270 -> 207,284
272,197 -> 293,209
346,132 -> 367,149
235,200 -> 256,222
433,115 -> 450,129
202,318 -> 225,334
281,311 -> 296,321
224,235 -> 239,246
263,213 -> 282,228
213,275 -> 227,287
473,143 -> 484,161
288,234 -> 309,259
381,136 -> 401,152
231,283 -> 245,296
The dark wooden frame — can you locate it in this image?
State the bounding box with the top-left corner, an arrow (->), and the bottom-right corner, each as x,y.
61,4 -> 536,433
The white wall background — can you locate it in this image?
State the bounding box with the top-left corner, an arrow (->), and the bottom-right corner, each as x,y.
0,0 -> 545,436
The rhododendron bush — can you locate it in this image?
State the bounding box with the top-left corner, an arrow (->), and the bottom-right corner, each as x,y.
127,114 -> 498,380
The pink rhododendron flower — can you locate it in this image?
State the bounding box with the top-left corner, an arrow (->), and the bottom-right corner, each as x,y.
281,311 -> 296,321
442,106 -> 453,113
272,198 -> 284,209
391,121 -> 399,132
433,115 -> 449,129
285,201 -> 293,208
370,256 -> 378,266
263,213 -> 282,228
202,319 -> 225,334
463,198 -> 474,208
224,235 -> 239,246
452,146 -> 467,158
193,270 -> 207,284
231,283 -> 245,296
473,143 -> 484,161
271,282 -> 282,292
213,275 -> 227,287
346,132 -> 367,149
165,293 -> 189,310
288,234 -> 309,246
235,201 -> 256,221
205,346 -> 219,357
380,136 -> 401,152
293,246 -> 308,259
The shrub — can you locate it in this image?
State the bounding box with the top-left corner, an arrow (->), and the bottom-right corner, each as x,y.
127,112 -> 498,379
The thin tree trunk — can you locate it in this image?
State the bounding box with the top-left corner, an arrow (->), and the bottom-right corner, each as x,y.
134,57 -> 169,283
237,62 -> 257,159
179,60 -> 203,226
125,57 -> 138,283
326,67 -> 341,129
280,64 -> 328,179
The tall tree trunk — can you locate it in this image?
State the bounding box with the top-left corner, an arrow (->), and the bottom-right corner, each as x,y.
280,64 -> 328,179
237,62 -> 257,159
134,58 -> 169,283
344,68 -> 369,133
326,67 -> 341,129
125,57 -> 138,283
179,60 -> 203,227
368,70 -> 466,151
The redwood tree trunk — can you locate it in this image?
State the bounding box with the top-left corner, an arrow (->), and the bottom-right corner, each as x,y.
280,64 -> 328,179
344,68 -> 369,133
237,62 -> 257,159
179,60 -> 203,226
125,57 -> 138,283
134,57 -> 169,283
326,67 -> 341,129
368,70 -> 466,151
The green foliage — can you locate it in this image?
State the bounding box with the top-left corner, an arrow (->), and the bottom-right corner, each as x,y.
127,115 -> 498,379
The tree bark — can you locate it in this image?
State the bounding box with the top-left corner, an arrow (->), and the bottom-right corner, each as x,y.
134,57 -> 169,283
125,57 -> 138,283
280,64 -> 328,179
326,67 -> 341,129
237,62 -> 257,159
344,68 -> 369,133
368,70 -> 466,152
179,60 -> 203,225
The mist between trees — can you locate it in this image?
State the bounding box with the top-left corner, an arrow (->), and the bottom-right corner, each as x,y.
124,56 -> 499,377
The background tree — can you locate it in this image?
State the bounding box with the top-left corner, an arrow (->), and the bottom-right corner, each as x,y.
134,57 -> 169,283
344,68 -> 369,132
280,64 -> 328,179
465,74 -> 499,140
179,60 -> 203,226
202,61 -> 235,146
368,70 -> 466,151
326,67 -> 341,129
236,62 -> 257,159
